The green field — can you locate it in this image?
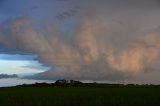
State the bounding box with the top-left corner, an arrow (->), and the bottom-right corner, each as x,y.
0,86 -> 160,106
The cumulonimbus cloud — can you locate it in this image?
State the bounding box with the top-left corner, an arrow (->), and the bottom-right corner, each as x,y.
0,15 -> 159,81
0,0 -> 160,81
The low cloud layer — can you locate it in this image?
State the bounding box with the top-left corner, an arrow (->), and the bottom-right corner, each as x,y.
0,74 -> 18,79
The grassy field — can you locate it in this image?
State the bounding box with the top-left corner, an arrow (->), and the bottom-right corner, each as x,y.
0,86 -> 160,106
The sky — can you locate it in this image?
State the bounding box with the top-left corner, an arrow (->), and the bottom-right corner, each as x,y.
0,0 -> 160,86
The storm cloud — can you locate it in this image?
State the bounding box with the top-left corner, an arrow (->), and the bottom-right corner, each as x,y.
0,0 -> 160,82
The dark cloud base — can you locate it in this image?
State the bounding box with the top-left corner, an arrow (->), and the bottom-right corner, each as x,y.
0,74 -> 18,79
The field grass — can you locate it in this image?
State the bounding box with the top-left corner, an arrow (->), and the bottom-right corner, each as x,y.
0,86 -> 160,106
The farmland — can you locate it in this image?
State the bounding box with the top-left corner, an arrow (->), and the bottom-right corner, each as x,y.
0,84 -> 160,106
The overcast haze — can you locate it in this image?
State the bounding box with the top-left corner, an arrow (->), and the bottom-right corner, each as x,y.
0,0 -> 160,86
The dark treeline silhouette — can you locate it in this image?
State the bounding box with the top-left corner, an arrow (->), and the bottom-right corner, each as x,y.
55,79 -> 83,87
15,79 -> 160,88
16,79 -> 83,88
